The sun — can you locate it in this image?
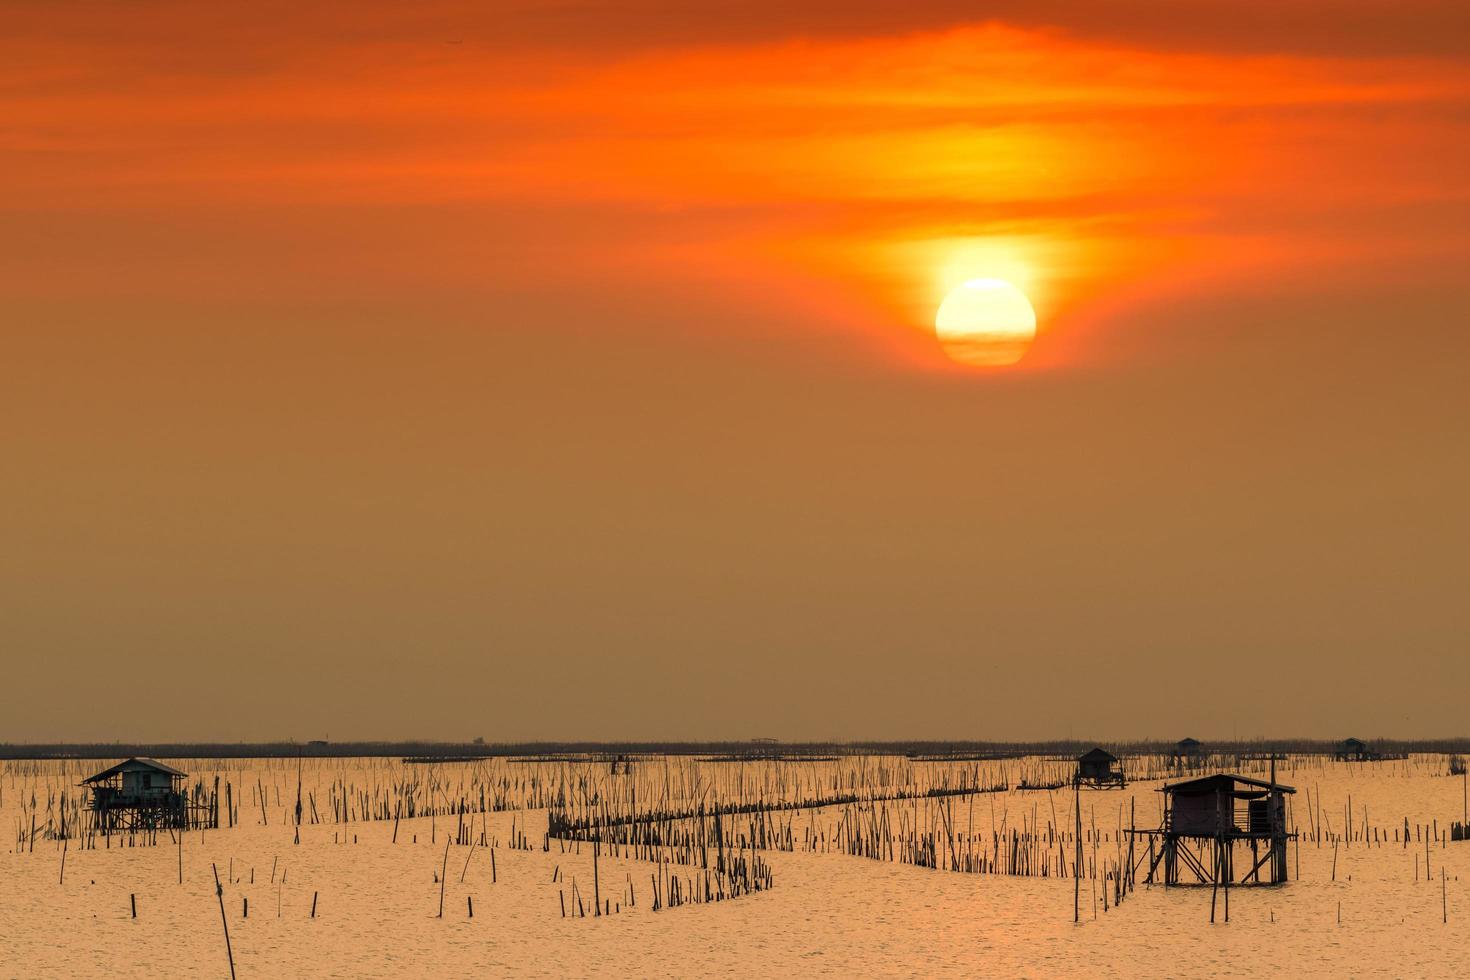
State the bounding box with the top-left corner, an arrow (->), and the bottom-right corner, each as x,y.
934,279 -> 1037,367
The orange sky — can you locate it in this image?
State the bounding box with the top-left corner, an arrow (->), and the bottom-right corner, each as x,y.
6,4 -> 1467,361
2,2 -> 1468,740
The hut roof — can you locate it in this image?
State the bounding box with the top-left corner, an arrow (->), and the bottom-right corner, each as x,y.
1341,736 -> 1366,747
1078,747 -> 1117,763
1175,737 -> 1201,748
1160,773 -> 1295,798
81,758 -> 187,784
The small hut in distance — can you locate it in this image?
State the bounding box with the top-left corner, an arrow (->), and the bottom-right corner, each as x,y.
1335,737 -> 1378,762
1169,737 -> 1204,767
1076,747 -> 1125,788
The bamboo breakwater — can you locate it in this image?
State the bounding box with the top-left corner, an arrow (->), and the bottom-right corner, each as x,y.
555,825 -> 775,919
546,777 -> 1010,846
549,797 -> 779,914
818,795 -> 1135,901
548,785 -> 1136,911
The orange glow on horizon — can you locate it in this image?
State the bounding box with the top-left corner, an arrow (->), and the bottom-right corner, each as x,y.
2,13 -> 1466,369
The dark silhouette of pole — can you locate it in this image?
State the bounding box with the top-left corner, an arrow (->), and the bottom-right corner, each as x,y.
295,748 -> 304,846
1073,776 -> 1081,923
438,838 -> 450,917
212,863 -> 237,980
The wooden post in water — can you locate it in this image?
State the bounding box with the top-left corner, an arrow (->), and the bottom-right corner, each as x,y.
1127,797 -> 1135,893
1223,835 -> 1230,922
1210,839 -> 1220,923
1073,777 -> 1081,923
460,841 -> 475,882
295,751 -> 303,846
211,864 -> 237,980
438,838 -> 450,917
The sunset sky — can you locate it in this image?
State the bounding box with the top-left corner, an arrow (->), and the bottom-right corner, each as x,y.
3,2 -> 1468,742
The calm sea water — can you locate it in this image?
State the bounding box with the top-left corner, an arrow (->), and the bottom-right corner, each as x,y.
2,754 -> 1466,977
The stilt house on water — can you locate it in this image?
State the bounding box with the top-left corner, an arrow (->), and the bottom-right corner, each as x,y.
81,758 -> 214,832
1169,737 -> 1204,767
1131,771 -> 1296,890
1075,747 -> 1125,788
1334,737 -> 1377,762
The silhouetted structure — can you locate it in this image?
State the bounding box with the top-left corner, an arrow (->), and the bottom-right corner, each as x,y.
1076,747 -> 1124,788
81,758 -> 213,832
1169,737 -> 1204,767
1132,770 -> 1296,892
1335,737 -> 1377,762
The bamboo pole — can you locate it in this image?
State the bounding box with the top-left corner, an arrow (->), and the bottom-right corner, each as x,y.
211,864 -> 237,980
1073,778 -> 1081,923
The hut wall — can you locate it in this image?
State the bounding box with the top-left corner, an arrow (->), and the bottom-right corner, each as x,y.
1172,793 -> 1231,835
120,769 -> 172,797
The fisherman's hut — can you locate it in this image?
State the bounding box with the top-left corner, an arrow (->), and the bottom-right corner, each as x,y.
1076,747 -> 1125,788
81,758 -> 210,832
1131,771 -> 1296,888
1169,737 -> 1204,767
1334,737 -> 1376,762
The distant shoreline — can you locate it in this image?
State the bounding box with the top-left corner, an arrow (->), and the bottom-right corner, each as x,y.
0,737 -> 1466,761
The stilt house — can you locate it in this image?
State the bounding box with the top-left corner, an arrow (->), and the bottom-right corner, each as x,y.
81,758 -> 211,832
1133,772 -> 1296,887
1334,737 -> 1377,762
1169,737 -> 1204,767
1076,747 -> 1125,788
